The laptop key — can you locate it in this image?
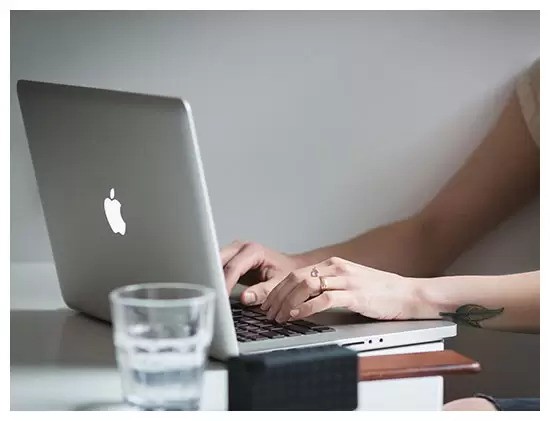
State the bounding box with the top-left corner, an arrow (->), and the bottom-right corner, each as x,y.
312,326 -> 335,332
246,326 -> 263,333
277,328 -> 301,336
253,335 -> 269,341
246,334 -> 263,341
235,318 -> 251,324
286,325 -> 314,334
290,320 -> 318,328
284,330 -> 303,336
260,331 -> 285,339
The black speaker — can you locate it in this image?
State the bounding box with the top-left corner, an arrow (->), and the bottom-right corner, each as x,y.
228,344 -> 358,410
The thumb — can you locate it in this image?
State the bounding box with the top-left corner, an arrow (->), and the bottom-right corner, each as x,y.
241,278 -> 281,306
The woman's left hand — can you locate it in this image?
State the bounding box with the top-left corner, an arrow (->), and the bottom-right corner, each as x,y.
261,257 -> 423,323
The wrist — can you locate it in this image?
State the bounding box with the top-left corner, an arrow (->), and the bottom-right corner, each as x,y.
408,277 -> 450,319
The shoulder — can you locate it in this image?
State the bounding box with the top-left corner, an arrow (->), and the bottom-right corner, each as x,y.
516,58 -> 540,146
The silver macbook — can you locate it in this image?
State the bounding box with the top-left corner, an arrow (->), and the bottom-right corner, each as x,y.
17,80 -> 455,360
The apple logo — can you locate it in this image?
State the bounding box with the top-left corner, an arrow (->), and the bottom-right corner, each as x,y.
104,188 -> 126,235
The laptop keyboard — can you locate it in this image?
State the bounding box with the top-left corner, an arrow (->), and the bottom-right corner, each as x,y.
231,300 -> 335,342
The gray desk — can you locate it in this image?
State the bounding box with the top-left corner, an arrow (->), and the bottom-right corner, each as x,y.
11,263 -> 452,410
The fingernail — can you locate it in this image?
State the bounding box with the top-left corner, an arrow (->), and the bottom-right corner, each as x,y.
242,292 -> 256,305
290,309 -> 299,318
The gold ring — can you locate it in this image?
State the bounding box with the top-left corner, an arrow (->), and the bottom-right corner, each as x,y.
310,267 -> 319,278
319,276 -> 328,292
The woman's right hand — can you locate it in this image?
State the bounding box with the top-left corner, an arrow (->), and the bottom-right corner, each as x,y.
220,241 -> 302,306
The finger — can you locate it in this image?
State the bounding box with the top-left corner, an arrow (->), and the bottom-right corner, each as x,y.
220,240 -> 244,266
293,291 -> 354,320
261,265 -> 310,313
241,277 -> 282,306
265,276 -> 295,319
262,261 -> 341,315
263,262 -> 341,319
260,269 -> 301,312
275,276 -> 349,323
223,243 -> 263,292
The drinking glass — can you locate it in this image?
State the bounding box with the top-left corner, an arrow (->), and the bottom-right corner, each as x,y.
109,283 -> 215,410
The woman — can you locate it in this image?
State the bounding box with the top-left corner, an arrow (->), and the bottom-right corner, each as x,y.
221,59 -> 540,411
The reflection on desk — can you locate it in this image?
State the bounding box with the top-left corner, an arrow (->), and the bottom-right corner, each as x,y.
11,309 -> 114,367
10,308 -> 226,410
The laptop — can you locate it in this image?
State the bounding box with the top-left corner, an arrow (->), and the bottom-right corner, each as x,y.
17,80 -> 456,360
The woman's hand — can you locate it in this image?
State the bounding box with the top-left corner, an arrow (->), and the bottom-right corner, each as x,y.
220,241 -> 304,306
261,257 -> 422,323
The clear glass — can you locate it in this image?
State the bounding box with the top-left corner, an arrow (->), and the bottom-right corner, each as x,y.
109,283 -> 215,411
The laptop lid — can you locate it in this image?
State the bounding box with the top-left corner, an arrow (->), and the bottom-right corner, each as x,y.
17,80 -> 239,359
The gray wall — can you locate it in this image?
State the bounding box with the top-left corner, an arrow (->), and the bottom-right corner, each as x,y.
11,11 -> 539,400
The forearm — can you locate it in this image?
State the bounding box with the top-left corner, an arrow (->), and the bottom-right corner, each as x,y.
412,271 -> 540,333
294,214 -> 449,277
295,92 -> 539,278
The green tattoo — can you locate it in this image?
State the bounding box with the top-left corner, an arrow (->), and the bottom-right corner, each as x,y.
439,304 -> 504,328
